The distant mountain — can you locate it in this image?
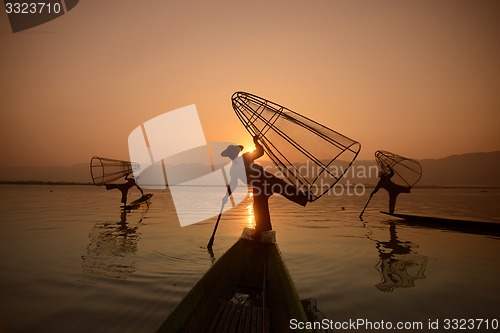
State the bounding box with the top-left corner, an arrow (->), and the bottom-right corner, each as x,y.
1,151 -> 499,187
345,151 -> 500,187
418,151 -> 500,187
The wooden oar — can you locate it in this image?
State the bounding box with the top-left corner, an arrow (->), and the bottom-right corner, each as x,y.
359,194 -> 373,220
207,202 -> 225,250
208,169 -> 233,250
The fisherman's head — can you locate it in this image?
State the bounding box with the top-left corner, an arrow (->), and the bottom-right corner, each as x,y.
221,145 -> 243,160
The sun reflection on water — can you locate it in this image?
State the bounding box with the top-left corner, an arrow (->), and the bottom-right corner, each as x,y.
246,192 -> 255,228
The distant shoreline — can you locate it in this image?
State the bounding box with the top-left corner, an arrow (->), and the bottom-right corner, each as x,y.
0,180 -> 93,186
0,180 -> 499,189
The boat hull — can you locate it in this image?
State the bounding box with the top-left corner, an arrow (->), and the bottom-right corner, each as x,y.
123,193 -> 153,210
157,228 -> 309,333
381,211 -> 500,237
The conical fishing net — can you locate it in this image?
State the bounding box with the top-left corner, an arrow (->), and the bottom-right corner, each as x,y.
90,156 -> 140,186
232,92 -> 361,201
375,150 -> 422,187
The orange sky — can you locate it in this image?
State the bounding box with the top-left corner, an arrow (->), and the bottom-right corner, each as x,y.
1,1 -> 499,167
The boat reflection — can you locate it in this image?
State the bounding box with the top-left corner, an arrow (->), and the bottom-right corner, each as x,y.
369,222 -> 428,292
81,209 -> 148,279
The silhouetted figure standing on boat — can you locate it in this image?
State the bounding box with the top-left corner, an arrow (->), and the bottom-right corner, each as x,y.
105,174 -> 144,207
370,167 -> 410,214
221,136 -> 309,238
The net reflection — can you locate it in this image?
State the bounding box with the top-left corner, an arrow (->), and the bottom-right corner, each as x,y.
368,222 -> 428,292
82,209 -> 147,279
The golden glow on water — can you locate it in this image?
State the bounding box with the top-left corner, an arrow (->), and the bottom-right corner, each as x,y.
246,193 -> 255,228
1,185 -> 500,333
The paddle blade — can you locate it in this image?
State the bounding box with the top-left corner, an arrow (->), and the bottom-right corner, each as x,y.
207,236 -> 215,250
207,207 -> 225,250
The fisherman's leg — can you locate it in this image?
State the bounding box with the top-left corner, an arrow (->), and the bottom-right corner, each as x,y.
253,192 -> 272,234
388,185 -> 410,213
388,193 -> 398,214
282,185 -> 308,206
120,190 -> 128,206
265,172 -> 308,206
396,185 -> 411,194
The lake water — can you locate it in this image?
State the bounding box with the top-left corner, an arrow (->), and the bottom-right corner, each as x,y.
0,184 -> 499,332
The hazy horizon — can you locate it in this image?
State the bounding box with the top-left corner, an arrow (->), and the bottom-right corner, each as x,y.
2,149 -> 499,168
2,150 -> 499,187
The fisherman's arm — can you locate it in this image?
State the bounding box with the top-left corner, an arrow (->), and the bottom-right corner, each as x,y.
251,135 -> 264,159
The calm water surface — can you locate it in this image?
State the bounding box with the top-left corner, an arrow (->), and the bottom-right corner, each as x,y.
0,185 -> 499,332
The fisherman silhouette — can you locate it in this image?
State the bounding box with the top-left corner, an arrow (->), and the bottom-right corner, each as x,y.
221,136 -> 309,239
105,174 -> 144,207
370,167 -> 411,214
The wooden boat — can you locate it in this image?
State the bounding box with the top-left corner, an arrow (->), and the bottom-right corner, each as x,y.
156,228 -> 311,333
380,211 -> 500,237
123,193 -> 153,210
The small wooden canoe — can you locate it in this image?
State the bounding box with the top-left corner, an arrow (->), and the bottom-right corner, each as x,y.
123,193 -> 153,210
381,211 -> 500,237
156,228 -> 311,333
